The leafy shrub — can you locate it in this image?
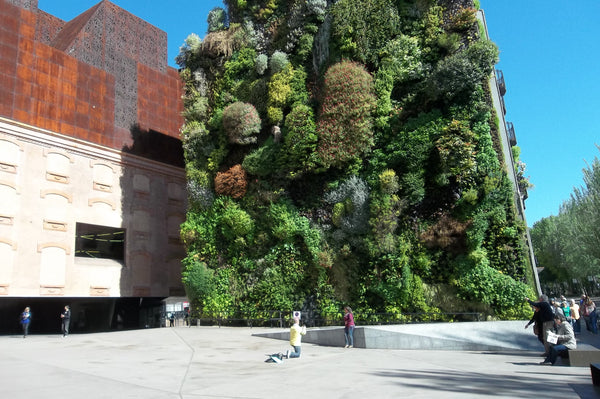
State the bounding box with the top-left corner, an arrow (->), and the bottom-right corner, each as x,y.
331,0 -> 400,67
267,64 -> 294,124
374,35 -> 423,128
219,47 -> 257,103
269,50 -> 289,73
379,35 -> 424,83
255,53 -> 268,75
420,214 -> 470,253
181,120 -> 208,156
428,40 -> 499,103
368,193 -> 401,256
207,7 -> 229,32
222,102 -> 261,144
269,202 -> 300,242
183,96 -> 209,121
182,259 -> 215,307
267,201 -> 324,262
202,267 -> 235,315
473,118 -> 500,176
295,33 -> 314,63
449,7 -> 477,32
400,171 -> 426,206
248,244 -> 308,311
367,170 -> 403,255
175,33 -> 202,68
214,164 -> 248,198
435,32 -> 462,55
325,176 -> 370,236
266,106 -> 284,126
220,201 -> 254,241
242,137 -> 280,176
306,0 -> 327,20
187,180 -> 215,210
280,104 -> 318,177
435,119 -> 477,187
455,251 -> 530,311
180,206 -> 220,260
316,61 -> 376,168
379,169 -> 399,195
288,67 -> 308,107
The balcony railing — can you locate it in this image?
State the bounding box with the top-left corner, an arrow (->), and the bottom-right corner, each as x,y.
506,121 -> 516,146
185,310 -> 484,328
496,69 -> 506,96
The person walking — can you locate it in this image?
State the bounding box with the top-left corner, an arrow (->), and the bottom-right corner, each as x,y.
343,306 -> 355,348
525,305 -> 544,346
60,305 -> 71,337
286,316 -> 306,359
569,298 -> 580,333
582,297 -> 597,334
525,295 -> 555,355
20,307 -> 31,338
561,301 -> 571,323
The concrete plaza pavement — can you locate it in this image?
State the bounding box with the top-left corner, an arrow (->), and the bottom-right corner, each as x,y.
1,325 -> 599,399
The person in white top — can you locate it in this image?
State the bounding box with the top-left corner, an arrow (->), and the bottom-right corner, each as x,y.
569,298 -> 580,333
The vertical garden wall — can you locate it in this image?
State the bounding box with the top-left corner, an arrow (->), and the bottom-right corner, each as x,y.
177,0 -> 534,322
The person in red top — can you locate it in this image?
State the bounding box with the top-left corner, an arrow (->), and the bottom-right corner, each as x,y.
343,306 -> 355,348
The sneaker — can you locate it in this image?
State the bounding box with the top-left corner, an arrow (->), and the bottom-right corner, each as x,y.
344,345 -> 349,348
540,361 -> 552,365
349,345 -> 353,348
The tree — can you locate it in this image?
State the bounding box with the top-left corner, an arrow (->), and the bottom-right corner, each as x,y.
531,148 -> 600,286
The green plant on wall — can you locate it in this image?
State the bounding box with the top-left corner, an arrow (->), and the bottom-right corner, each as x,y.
177,0 -> 535,321
316,60 -> 376,168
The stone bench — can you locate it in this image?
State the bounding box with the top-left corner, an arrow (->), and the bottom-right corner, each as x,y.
567,344 -> 600,367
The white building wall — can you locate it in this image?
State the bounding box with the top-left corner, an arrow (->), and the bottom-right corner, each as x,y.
0,117 -> 187,298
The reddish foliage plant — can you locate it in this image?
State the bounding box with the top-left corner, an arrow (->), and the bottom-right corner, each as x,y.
214,164 -> 248,199
316,60 -> 376,168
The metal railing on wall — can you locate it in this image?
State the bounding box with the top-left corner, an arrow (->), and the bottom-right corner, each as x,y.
187,311 -> 484,328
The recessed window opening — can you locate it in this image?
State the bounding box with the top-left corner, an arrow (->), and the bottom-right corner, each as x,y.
75,223 -> 125,260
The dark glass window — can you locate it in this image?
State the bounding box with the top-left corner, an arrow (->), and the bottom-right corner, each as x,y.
75,223 -> 125,261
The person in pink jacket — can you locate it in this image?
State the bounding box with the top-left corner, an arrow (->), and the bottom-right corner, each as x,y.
343,306 -> 355,348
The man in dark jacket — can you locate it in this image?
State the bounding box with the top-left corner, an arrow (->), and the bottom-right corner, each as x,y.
526,295 -> 554,355
60,305 -> 71,337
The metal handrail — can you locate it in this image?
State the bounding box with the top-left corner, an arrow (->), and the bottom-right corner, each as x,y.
188,311 -> 484,328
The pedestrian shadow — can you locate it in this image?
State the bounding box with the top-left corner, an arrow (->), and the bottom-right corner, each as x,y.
511,361 -> 546,366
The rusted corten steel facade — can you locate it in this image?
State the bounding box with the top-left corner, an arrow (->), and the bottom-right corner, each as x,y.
0,0 -> 184,149
0,0 -> 188,332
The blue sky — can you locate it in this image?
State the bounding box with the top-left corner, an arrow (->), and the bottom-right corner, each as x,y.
39,0 -> 599,226
482,1 -> 600,225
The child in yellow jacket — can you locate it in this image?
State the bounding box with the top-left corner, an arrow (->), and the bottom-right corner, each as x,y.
286,316 -> 306,358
